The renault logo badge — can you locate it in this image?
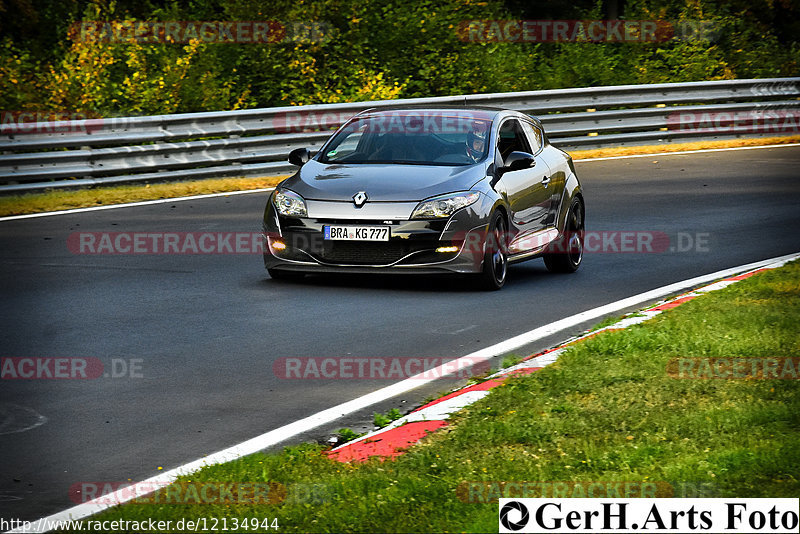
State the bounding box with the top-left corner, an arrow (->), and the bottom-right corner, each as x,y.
353,191 -> 368,207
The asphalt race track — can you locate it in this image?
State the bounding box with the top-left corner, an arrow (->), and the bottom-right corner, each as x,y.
1,146 -> 799,522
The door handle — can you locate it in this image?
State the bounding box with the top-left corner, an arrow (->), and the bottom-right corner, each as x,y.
541,175 -> 551,185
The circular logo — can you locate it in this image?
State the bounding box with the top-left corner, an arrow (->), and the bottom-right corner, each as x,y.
500,500 -> 529,531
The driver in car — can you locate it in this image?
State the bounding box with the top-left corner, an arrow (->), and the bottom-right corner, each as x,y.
466,121 -> 488,163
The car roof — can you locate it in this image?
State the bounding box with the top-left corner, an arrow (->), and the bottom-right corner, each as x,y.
357,105 -> 499,116
354,105 -> 540,123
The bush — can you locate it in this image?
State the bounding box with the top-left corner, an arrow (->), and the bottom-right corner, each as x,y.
2,0 -> 798,116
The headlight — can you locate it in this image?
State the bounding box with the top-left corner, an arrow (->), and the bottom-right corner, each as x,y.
411,191 -> 480,219
273,189 -> 308,217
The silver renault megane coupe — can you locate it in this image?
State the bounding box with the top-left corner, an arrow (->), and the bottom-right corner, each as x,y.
263,106 -> 584,290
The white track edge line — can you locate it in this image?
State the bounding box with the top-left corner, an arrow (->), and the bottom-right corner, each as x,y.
3,141 -> 798,222
0,188 -> 276,222
8,251 -> 800,533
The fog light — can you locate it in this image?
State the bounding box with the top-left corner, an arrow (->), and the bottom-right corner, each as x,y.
272,240 -> 286,251
436,246 -> 459,253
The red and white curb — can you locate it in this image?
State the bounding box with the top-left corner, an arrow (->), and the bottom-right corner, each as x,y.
327,257 -> 797,463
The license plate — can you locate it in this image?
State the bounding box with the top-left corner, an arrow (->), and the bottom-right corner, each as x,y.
323,225 -> 390,241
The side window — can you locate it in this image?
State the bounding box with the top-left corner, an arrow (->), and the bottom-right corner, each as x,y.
521,121 -> 543,154
497,119 -> 532,162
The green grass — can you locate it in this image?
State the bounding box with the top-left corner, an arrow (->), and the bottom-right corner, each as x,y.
64,262 -> 800,533
586,313 -> 630,332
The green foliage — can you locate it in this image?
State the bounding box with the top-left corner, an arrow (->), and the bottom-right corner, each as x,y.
0,39 -> 45,111
373,408 -> 404,429
2,0 -> 799,116
386,408 -> 402,421
373,412 -> 391,428
336,427 -> 362,443
501,353 -> 523,368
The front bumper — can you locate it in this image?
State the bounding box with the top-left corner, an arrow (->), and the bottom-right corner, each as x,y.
263,203 -> 490,275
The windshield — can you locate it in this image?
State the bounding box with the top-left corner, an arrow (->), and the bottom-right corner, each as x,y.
318,111 -> 493,166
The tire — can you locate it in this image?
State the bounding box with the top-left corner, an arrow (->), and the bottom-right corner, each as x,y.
267,268 -> 305,281
477,211 -> 508,290
544,196 -> 584,273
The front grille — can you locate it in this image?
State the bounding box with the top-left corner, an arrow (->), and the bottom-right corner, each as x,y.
274,219 -> 454,266
317,240 -> 432,265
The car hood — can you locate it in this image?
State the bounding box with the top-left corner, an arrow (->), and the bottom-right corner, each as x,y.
283,160 -> 487,202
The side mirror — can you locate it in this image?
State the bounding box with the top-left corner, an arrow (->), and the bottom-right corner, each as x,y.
502,151 -> 535,173
288,147 -> 311,167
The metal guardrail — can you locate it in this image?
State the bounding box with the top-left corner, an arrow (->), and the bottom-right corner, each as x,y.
1,78 -> 798,193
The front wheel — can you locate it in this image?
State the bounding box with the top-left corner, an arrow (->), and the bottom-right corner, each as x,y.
544,196 -> 584,273
477,211 -> 508,290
